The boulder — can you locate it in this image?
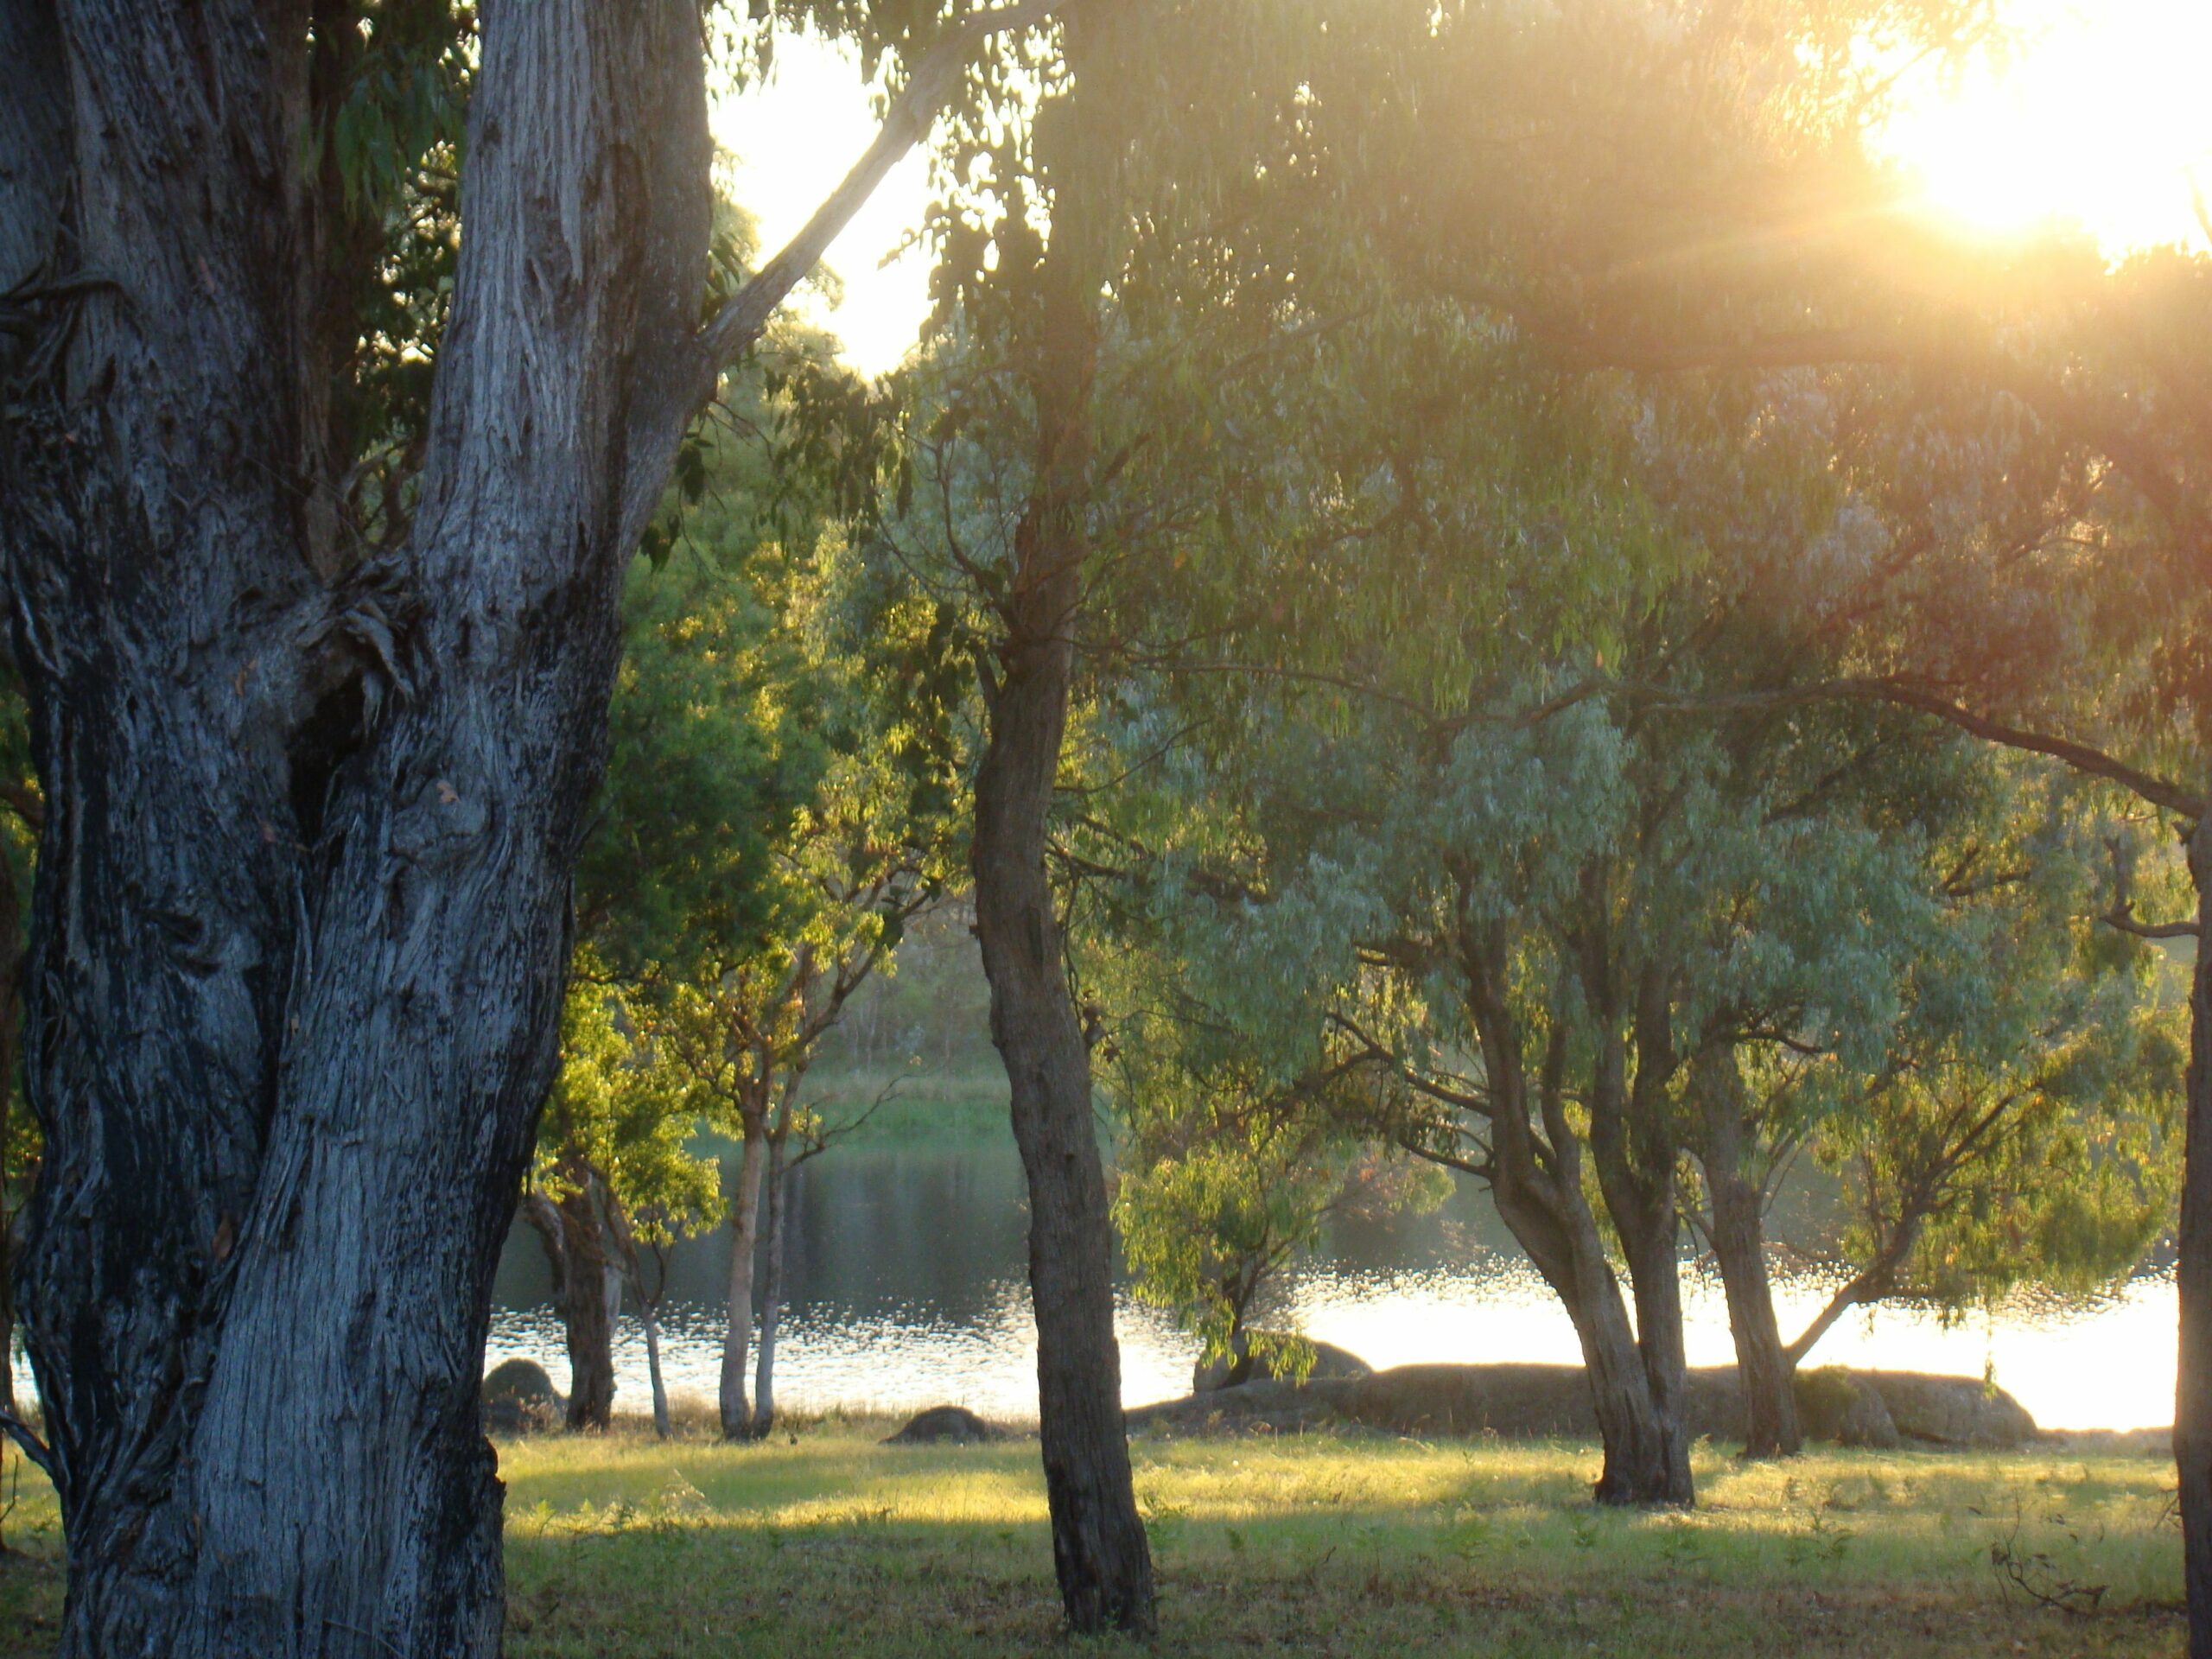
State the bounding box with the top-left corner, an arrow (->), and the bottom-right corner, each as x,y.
1193,1336 -> 1373,1393
482,1357 -> 562,1435
1128,1361 -> 2037,1449
1793,1367 -> 1902,1449
1863,1371 -> 2037,1448
884,1405 -> 1008,1446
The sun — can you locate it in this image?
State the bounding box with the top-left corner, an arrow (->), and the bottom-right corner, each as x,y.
1875,0 -> 2212,253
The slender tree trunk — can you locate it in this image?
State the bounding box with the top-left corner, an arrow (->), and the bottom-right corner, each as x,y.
753,1133 -> 790,1440
643,1302 -> 670,1441
2,4 -> 715,1650
720,1109 -> 767,1440
965,14 -> 1154,1637
2178,820 -> 2212,1659
1708,1167 -> 1801,1456
1690,1051 -> 1801,1458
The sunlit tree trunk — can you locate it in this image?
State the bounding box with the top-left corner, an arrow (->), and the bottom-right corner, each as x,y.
753,1129 -> 791,1440
720,1107 -> 767,1440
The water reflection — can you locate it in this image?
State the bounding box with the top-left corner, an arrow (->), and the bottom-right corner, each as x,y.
487,1133 -> 2177,1432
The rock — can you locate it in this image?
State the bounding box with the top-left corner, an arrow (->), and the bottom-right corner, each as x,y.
1863,1371 -> 2037,1448
1794,1367 -> 1902,1449
1128,1361 -> 2036,1450
482,1357 -> 562,1434
1193,1336 -> 1374,1393
884,1405 -> 1008,1446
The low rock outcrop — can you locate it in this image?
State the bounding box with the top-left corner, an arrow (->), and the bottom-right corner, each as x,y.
1127,1362 -> 2039,1449
1193,1337 -> 1373,1393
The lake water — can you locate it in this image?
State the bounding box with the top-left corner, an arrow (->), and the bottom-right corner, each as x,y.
488,1132 -> 2179,1433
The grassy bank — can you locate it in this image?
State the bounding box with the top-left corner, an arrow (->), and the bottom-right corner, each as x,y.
0,1422 -> 2185,1655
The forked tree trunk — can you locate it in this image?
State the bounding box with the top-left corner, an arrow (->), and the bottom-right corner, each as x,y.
720,1109 -> 767,1440
753,1131 -> 791,1440
0,3 -> 717,1650
2178,820 -> 2212,1659
964,13 -> 1154,1637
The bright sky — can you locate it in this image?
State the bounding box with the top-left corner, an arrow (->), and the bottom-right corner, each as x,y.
712,4 -> 2212,378
709,35 -> 934,378
1876,0 -> 2212,252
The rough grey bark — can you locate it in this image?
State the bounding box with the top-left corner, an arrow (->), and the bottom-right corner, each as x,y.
967,16 -> 1154,1631
720,1111 -> 767,1440
0,2 -> 721,1649
2181,818 -> 2212,1659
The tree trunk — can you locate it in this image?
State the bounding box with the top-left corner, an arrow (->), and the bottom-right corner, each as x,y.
1690,1051 -> 1802,1459
753,1134 -> 791,1440
1495,1163 -> 1688,1507
2178,819 -> 2212,1659
963,14 -> 1154,1637
1708,1166 -> 1801,1457
2,3 -> 715,1651
720,1110 -> 767,1440
643,1303 -> 670,1441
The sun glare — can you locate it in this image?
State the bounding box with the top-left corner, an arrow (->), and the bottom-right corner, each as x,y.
1876,0 -> 2212,253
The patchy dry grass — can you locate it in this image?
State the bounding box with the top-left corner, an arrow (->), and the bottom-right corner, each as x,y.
0,1420 -> 2187,1655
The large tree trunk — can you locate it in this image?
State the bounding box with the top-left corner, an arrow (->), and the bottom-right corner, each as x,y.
753,1131 -> 791,1440
1689,1050 -> 1802,1459
720,1109 -> 767,1440
2179,819 -> 2212,1659
1459,956 -> 1688,1506
2,3 -> 714,1651
964,13 -> 1154,1637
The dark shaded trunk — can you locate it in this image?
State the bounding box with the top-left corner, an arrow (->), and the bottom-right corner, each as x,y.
1690,1051 -> 1801,1459
721,1110 -> 766,1440
752,1131 -> 790,1440
526,1185 -> 618,1432
2,3 -> 716,1650
973,596 -> 1154,1633
2179,819 -> 2212,1659
963,13 -> 1154,1637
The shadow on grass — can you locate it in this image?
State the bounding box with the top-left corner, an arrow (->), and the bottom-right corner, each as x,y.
0,1425 -> 2187,1657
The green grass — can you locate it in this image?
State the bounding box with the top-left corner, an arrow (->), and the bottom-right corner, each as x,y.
0,1421 -> 2186,1656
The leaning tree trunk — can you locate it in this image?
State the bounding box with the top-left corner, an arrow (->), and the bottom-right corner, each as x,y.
753,1131 -> 791,1440
964,16 -> 1154,1637
642,1302 -> 671,1441
1,3 -> 715,1652
2179,818 -> 2212,1659
720,1108 -> 768,1440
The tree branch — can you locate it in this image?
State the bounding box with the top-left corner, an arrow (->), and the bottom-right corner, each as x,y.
690,0 -> 1073,385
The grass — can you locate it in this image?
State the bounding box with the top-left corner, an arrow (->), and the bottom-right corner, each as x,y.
0,1416 -> 2186,1656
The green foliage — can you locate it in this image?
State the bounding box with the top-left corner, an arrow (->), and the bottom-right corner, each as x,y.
537,972 -> 722,1252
